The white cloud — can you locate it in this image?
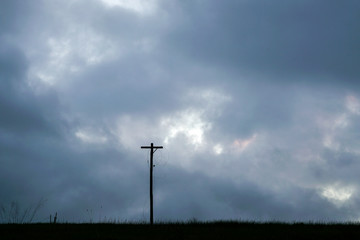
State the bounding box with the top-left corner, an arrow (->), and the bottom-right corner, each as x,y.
112,88 -> 231,169
99,0 -> 159,15
346,95 -> 360,115
161,108 -> 211,148
30,26 -> 119,86
75,129 -> 108,144
213,144 -> 223,155
321,184 -> 355,206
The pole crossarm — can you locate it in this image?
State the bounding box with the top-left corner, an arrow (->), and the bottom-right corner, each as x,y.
141,146 -> 163,149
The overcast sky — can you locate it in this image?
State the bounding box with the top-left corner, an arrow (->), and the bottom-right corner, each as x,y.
1,0 -> 360,223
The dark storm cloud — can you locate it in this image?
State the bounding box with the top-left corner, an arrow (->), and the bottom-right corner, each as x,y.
165,0 -> 360,83
0,42 -> 59,135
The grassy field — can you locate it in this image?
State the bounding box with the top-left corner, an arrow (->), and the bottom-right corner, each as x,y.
2,221 -> 360,240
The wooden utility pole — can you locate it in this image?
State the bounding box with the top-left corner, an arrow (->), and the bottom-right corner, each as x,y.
141,143 -> 163,225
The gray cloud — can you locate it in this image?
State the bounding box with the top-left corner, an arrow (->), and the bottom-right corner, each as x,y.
1,0 -> 360,223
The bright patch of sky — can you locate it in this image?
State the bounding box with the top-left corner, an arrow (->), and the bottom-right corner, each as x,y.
75,129 -> 108,144
33,31 -> 118,86
213,144 -> 223,155
321,184 -> 355,206
99,0 -> 159,15
162,108 -> 211,148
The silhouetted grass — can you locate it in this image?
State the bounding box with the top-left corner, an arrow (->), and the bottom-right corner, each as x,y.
0,199 -> 46,224
1,221 -> 360,240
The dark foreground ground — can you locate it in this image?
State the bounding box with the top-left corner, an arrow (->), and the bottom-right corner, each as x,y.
2,222 -> 360,240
